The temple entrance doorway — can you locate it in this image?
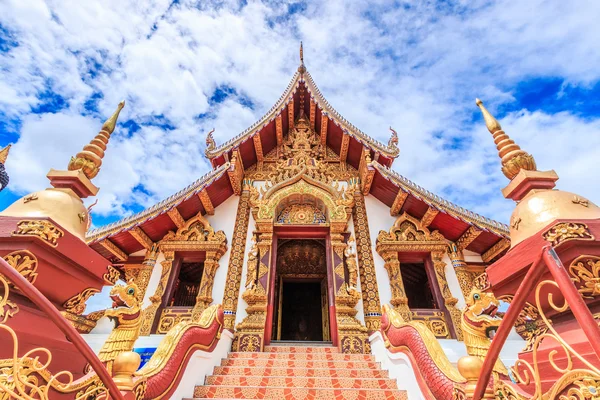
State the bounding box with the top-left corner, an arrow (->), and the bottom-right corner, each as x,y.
271,239 -> 331,342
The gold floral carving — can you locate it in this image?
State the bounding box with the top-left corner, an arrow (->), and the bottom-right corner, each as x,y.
509,280 -> 600,399
166,207 -> 185,229
12,220 -> 64,247
569,255 -> 600,299
352,188 -> 382,333
481,238 -> 510,263
3,250 -> 38,285
410,311 -> 450,338
157,307 -> 193,334
228,150 -> 244,195
499,294 -> 548,353
376,213 -> 463,340
99,239 -> 128,262
0,274 -> 108,399
198,189 -> 215,215
275,203 -> 327,225
221,181 -> 252,330
332,231 -> 369,354
234,230 -> 271,352
420,206 -> 439,228
63,288 -> 100,315
103,265 -> 121,285
456,226 -> 482,251
390,190 -> 408,216
543,222 -> 594,247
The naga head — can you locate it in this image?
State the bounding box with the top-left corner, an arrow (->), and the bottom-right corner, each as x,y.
109,281 -> 141,312
462,288 -> 502,337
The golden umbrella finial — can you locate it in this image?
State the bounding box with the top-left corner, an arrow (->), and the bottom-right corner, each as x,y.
0,144 -> 11,164
475,98 -> 536,180
68,100 -> 125,180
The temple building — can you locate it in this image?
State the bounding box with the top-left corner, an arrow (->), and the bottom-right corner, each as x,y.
2,45 -> 599,400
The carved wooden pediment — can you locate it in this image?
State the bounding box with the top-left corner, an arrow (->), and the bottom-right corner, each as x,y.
159,212 -> 227,255
376,212 -> 447,254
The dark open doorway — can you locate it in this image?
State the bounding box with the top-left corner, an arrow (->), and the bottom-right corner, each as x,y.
280,281 -> 323,341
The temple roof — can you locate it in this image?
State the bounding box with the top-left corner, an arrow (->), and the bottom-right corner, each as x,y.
87,62 -> 510,264
205,71 -> 400,171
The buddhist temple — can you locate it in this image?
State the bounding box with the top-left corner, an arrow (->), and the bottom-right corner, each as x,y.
1,44 -> 599,400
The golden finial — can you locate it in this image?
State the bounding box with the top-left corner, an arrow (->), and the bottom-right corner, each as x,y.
68,101 -> 125,180
0,144 -> 11,164
475,98 -> 536,180
101,100 -> 125,134
298,42 -> 306,74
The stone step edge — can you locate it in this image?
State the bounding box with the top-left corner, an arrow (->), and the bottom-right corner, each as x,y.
194,385 -> 406,392
219,360 -> 381,368
226,352 -> 374,359
205,375 -> 397,383
212,366 -> 389,375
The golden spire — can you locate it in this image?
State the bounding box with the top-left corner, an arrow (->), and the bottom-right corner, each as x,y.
68,101 -> 125,180
298,41 -> 306,74
0,144 -> 11,164
475,98 -> 536,180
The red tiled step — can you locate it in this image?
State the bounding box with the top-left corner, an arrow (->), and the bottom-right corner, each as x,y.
220,358 -> 379,369
212,366 -> 390,379
205,375 -> 398,389
228,351 -> 374,361
193,385 -> 408,399
264,345 -> 338,353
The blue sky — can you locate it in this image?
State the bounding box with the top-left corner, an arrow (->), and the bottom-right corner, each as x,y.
1,0 -> 600,228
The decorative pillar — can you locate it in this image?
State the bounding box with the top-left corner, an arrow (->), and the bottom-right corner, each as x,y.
448,243 -> 482,299
382,251 -> 411,321
431,250 -> 463,340
139,251 -> 174,336
192,252 -> 219,321
351,186 -> 382,332
221,180 -> 252,330
331,230 -> 369,353
135,244 -> 159,298
234,230 -> 271,352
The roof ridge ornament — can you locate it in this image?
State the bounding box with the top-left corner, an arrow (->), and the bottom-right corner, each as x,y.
298,41 -> 306,74
475,98 -> 536,180
205,128 -> 216,156
388,127 -> 399,150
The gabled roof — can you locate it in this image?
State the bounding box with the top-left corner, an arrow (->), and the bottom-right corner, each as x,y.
87,62 -> 510,264
205,70 -> 400,172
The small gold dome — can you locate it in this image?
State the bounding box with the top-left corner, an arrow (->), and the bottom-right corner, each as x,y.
1,188 -> 89,240
510,189 -> 600,247
457,356 -> 483,380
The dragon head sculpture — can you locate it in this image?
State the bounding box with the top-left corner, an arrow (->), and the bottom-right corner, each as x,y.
462,287 -> 508,376
98,281 -> 143,370
108,281 -> 141,317
462,288 -> 502,337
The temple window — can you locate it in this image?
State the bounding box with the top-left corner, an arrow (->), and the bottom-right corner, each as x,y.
401,262 -> 437,309
169,261 -> 203,307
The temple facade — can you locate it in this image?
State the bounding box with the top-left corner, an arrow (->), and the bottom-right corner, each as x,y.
2,46 -> 599,400
80,51 -> 510,354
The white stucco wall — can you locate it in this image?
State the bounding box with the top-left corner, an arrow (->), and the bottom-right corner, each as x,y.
363,195 -> 397,309
205,194 -> 241,308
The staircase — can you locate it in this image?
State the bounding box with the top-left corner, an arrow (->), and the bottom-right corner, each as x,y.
192,344 -> 408,399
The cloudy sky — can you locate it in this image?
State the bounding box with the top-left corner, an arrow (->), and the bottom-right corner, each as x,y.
1,0 -> 599,228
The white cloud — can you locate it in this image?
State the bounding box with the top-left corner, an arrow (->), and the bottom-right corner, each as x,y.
1,0 -> 600,224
